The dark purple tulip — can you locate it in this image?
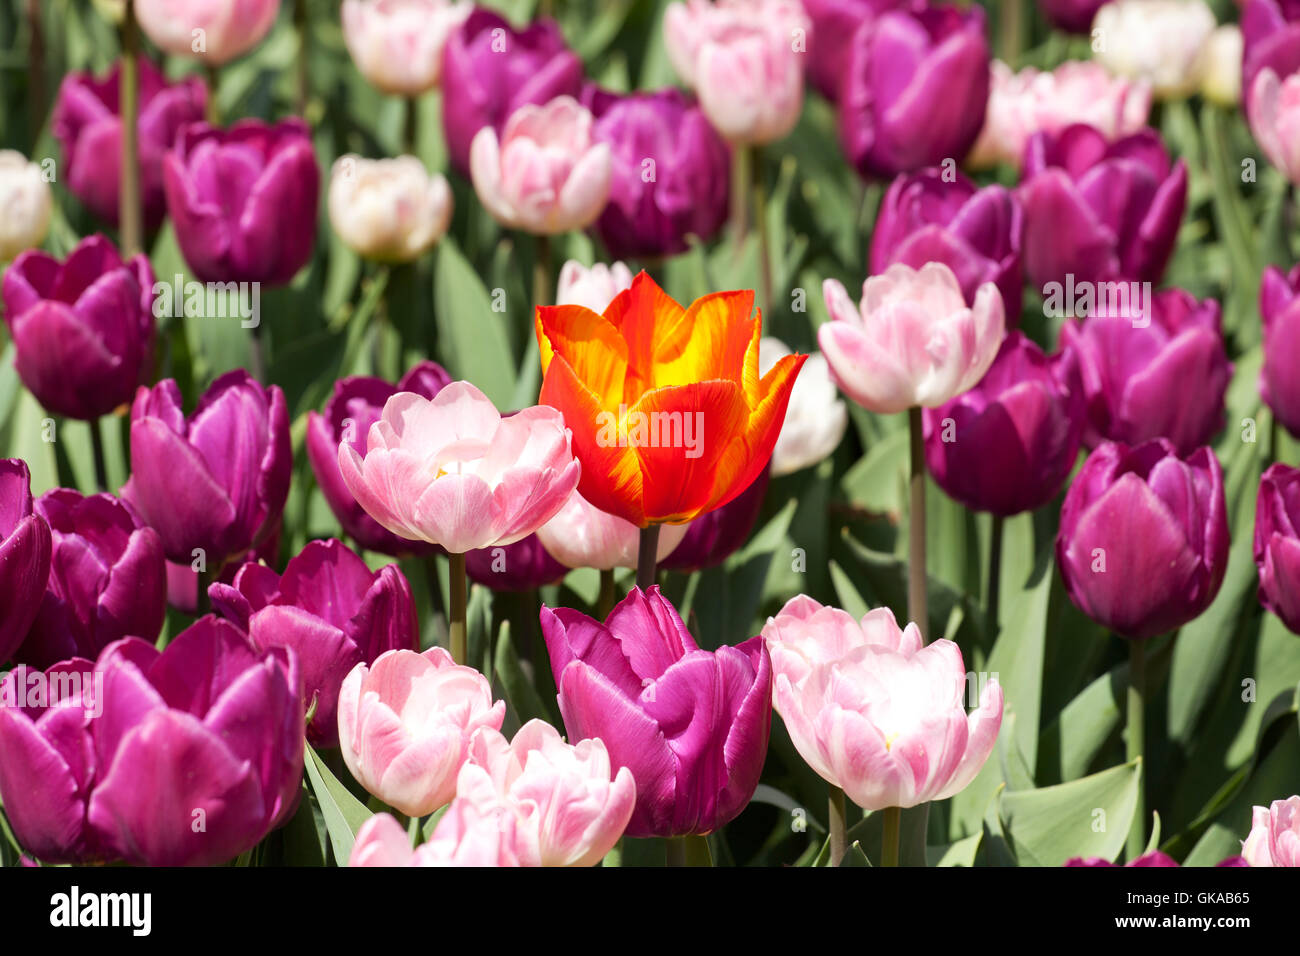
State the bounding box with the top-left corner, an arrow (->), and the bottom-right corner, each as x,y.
659,468 -> 770,572
305,362 -> 451,555
86,618 -> 304,866
923,332 -> 1083,516
52,58 -> 205,231
465,533 -> 567,592
1253,463 -> 1300,634
1018,125 -> 1187,290
870,167 -> 1024,326
1243,0 -> 1300,117
1259,264 -> 1300,437
1064,851 -> 1179,866
162,118 -> 319,285
1060,289 -> 1231,455
0,659 -> 103,862
1037,0 -> 1109,34
802,0 -> 918,102
1,235 -> 155,421
0,460 -> 52,665
440,8 -> 583,176
1057,440 -> 1228,640
209,538 -> 417,747
122,370 -> 291,574
582,86 -> 730,260
18,489 -> 165,669
541,586 -> 772,838
839,4 -> 990,178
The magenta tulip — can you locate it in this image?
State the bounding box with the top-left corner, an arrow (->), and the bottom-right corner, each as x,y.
1260,263 -> 1300,437
1254,464 -> 1300,634
0,459 -> 51,665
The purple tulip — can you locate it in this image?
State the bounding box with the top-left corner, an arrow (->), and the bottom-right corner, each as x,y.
466,533 -> 567,592
582,86 -> 730,260
1060,288 -> 1231,455
0,659 -> 102,862
86,618 -> 304,866
870,167 -> 1024,326
802,0 -> 918,102
1037,0 -> 1109,33
1259,264 -> 1300,437
209,538 -> 417,747
1065,851 -> 1180,866
123,370 -> 291,573
1243,0 -> 1300,117
1057,439 -> 1228,640
1254,463 -> 1300,633
440,8 -> 583,177
923,332 -> 1083,517
162,118 -> 319,285
1018,124 -> 1187,290
0,460 -> 52,665
166,518 -> 280,615
18,489 -> 165,669
305,362 -> 451,555
659,468 -> 770,572
839,4 -> 990,178
541,586 -> 772,838
52,58 -> 205,231
1,235 -> 155,421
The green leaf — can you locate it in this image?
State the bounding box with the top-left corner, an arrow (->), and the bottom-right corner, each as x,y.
433,240 -> 516,408
927,831 -> 983,867
998,760 -> 1141,866
303,745 -> 373,866
494,620 -> 559,729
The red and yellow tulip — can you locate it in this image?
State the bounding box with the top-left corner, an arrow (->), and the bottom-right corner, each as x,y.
535,271 -> 805,527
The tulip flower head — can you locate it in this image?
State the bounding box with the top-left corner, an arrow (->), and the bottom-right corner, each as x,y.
761,596 -> 1003,810
1260,264 -> 1300,437
758,339 -> 848,477
1254,464 -> 1300,635
820,262 -> 1005,414
0,151 -> 52,262
349,805 -> 522,867
535,271 -> 805,526
328,155 -> 453,263
342,0 -> 472,96
134,0 -> 281,66
536,489 -> 689,571
1091,0 -> 1217,100
338,381 -> 580,554
1249,67 -> 1300,184
1241,796 -> 1300,866
0,459 -> 52,666
556,259 -> 634,314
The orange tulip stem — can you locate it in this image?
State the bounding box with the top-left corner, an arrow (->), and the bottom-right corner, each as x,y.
636,524 -> 660,593
881,806 -> 901,867
908,406 -> 927,641
119,0 -> 142,258
449,552 -> 467,665
828,784 -> 847,867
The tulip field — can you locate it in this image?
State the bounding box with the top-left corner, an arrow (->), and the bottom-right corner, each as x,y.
0,0 -> 1298,885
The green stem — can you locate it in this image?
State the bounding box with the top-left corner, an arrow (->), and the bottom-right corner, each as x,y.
449,551 -> 467,665
828,785 -> 848,867
752,146 -> 772,316
987,514 -> 1003,638
908,407 -> 927,641
665,834 -> 712,867
423,552 -> 448,650
636,524 -> 661,593
533,234 -> 552,310
597,567 -> 615,619
404,95 -> 418,156
89,417 -> 109,492
295,0 -> 310,115
119,0 -> 142,257
205,63 -> 221,125
881,807 -> 901,867
407,813 -> 420,848
997,0 -> 1024,66
26,0 -> 44,148
1127,638 -> 1146,861
249,321 -> 267,383
729,145 -> 750,256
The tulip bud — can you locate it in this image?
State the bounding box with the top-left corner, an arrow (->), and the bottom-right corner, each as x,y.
802,0 -> 914,103
555,259 -> 633,313
470,96 -> 612,235
328,155 -> 452,263
2,235 -> 155,421
1254,464 -> 1300,634
162,119 -> 319,285
53,58 -> 205,231
1057,440 -> 1229,639
19,490 -> 165,668
1039,0 -> 1110,33
1242,0 -> 1300,120
1201,25 -> 1243,106
924,332 -> 1084,516
135,0 -> 281,66
0,459 -> 52,665
1260,265 -> 1300,437
758,340 -> 848,478
1091,0 -> 1217,99
209,538 -> 418,747
541,587 -> 772,838
342,0 -> 471,96
1249,67 -> 1300,184
1241,796 -> 1300,866
0,151 -> 52,262
663,0 -> 809,145
820,262 -> 1005,414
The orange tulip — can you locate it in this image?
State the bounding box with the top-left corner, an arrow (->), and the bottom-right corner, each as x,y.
535,271 -> 805,527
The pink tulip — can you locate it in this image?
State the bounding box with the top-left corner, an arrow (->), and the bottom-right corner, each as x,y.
337,381 -> 580,554
535,488 -> 688,570
457,720 -> 635,866
968,60 -> 1151,169
342,0 -> 471,96
1241,796 -> 1300,866
1250,68 -> 1300,184
761,595 -> 1003,810
664,0 -> 809,145
555,259 -> 633,313
819,262 -> 1006,414
337,646 -> 505,816
134,0 -> 281,66
469,96 -> 612,235
349,805 -> 521,866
